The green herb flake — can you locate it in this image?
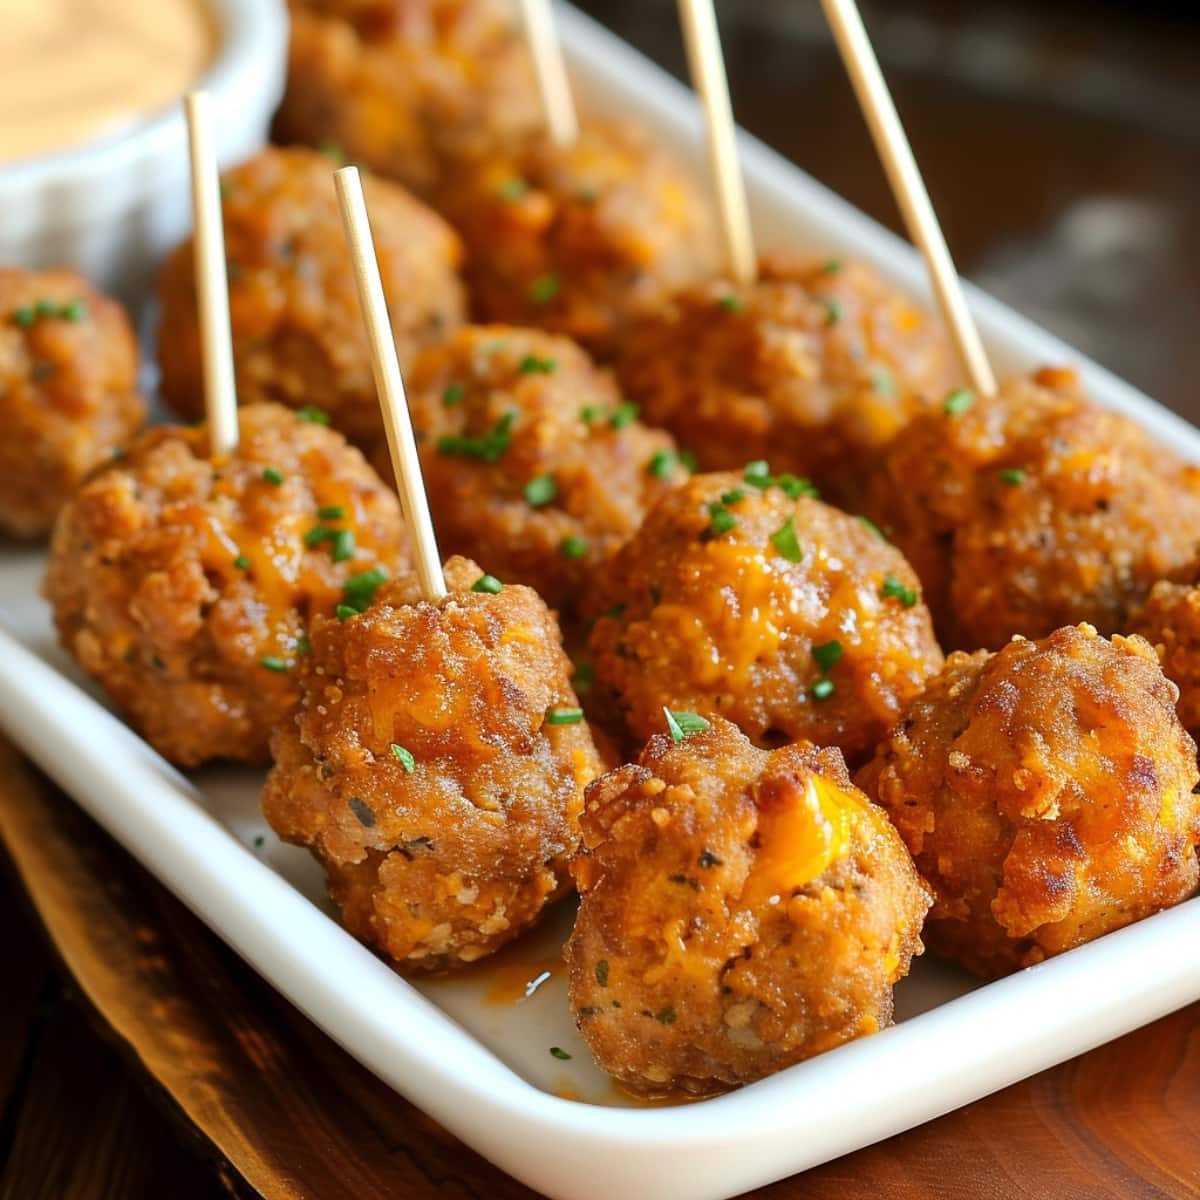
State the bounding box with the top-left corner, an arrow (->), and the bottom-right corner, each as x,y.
718,293 -> 744,313
260,656 -> 289,672
812,640 -> 843,673
335,603 -> 358,622
999,467 -> 1027,485
437,411 -> 516,463
857,514 -> 886,540
604,604 -> 626,620
704,502 -> 738,538
680,449 -> 699,474
943,388 -> 974,416
343,566 -> 388,613
441,381 -> 466,407
648,449 -> 676,480
471,573 -> 503,594
719,488 -> 745,507
571,663 -> 594,693
524,474 -> 557,507
296,634 -> 311,657
774,473 -> 819,500
318,140 -> 345,165
823,258 -> 843,275
609,402 -> 639,430
823,297 -> 844,325
233,554 -> 251,571
390,743 -> 416,772
812,677 -> 836,701
318,505 -> 346,521
331,528 -> 355,563
743,460 -> 771,488
549,1046 -> 572,1060
579,404 -> 602,425
34,299 -> 56,319
770,516 -> 803,563
545,707 -> 584,726
528,273 -> 561,305
559,535 -> 589,561
262,467 -> 285,486
518,354 -> 556,375
664,709 -> 710,744
881,574 -> 917,607
304,525 -> 333,547
595,959 -> 610,987
655,1007 -> 678,1025
12,306 -> 35,327
297,404 -> 330,425
59,299 -> 87,322
497,177 -> 529,200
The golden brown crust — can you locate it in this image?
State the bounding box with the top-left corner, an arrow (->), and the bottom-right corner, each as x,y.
440,119 -> 718,360
1130,579 -> 1200,739
617,255 -> 955,504
276,0 -> 542,200
588,471 -> 944,762
856,624 -> 1200,978
389,325 -> 684,616
0,269 -> 145,538
565,717 -> 930,1094
863,367 -> 1200,650
43,403 -> 407,766
156,145 -> 465,445
262,555 -> 604,971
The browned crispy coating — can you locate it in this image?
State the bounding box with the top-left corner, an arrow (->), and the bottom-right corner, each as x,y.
863,367 -> 1200,651
588,471 -> 944,762
857,624 -> 1200,978
1130,579 -> 1200,740
263,556 -> 603,971
617,255 -> 956,504
43,403 -> 407,767
566,717 -> 930,1095
0,269 -> 145,538
156,145 -> 465,445
276,0 -> 542,200
389,325 -> 685,617
439,119 -> 719,360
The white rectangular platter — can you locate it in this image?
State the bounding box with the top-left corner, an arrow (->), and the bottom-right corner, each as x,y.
1,6 -> 1199,1199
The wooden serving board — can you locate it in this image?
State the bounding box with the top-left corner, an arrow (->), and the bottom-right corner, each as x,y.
0,737 -> 1198,1199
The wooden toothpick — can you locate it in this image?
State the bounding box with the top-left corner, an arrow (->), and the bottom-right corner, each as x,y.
819,0 -> 996,397
184,92 -> 240,456
333,167 -> 447,601
678,0 -> 756,286
517,0 -> 578,146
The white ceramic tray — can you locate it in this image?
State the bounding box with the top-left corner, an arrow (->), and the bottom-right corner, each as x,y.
2,7 -> 1199,1199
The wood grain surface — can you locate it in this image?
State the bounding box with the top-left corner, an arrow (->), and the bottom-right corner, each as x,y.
1,739 -> 1198,1199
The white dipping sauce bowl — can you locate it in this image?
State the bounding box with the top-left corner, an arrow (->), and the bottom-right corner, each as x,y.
0,0 -> 287,307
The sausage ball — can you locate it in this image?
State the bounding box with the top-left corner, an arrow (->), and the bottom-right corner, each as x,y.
390,325 -> 686,617
440,119 -> 719,360
588,469 -> 944,762
617,255 -> 955,504
276,0 -> 542,200
44,403 -> 407,767
857,624 -> 1200,978
566,716 -> 930,1095
0,269 -> 145,538
1130,578 -> 1200,740
863,366 -> 1200,651
262,555 -> 604,971
157,145 -> 465,444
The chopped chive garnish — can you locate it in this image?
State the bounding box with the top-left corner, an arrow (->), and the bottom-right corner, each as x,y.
262,467 -> 285,486
518,354 -> 556,375
720,488 -> 745,506
718,294 -> 743,312
743,460 -> 771,487
595,959 -> 609,986
297,404 -> 330,425
857,514 -> 885,540
12,306 -> 35,327
999,467 -> 1026,485
559,535 -> 588,560
812,678 -> 836,701
680,449 -> 699,473
318,140 -> 345,164
296,634 -> 311,656
823,259 -> 843,275
655,1007 -> 677,1025
528,273 -> 561,304
59,299 -> 86,322
260,656 -> 289,672
545,707 -> 584,726
774,473 -> 819,500
648,449 -> 676,479
812,640 -> 843,672
471,573 -> 503,594
304,525 -> 333,546
233,554 -> 250,570
442,382 -> 465,407
871,366 -> 895,397
604,604 -> 625,619
823,297 -> 843,326
580,404 -> 602,424
571,663 -> 594,693
390,743 -> 416,772
770,516 -> 803,563
524,474 -> 557,507
437,411 -> 516,463
609,402 -> 639,429
943,388 -> 974,415
549,1046 -> 572,1060
343,566 -> 388,612
318,505 -> 346,520
335,604 -> 358,622
34,299 -> 56,318
664,709 -> 710,743
497,177 -> 528,200
704,502 -> 738,538
881,575 -> 917,607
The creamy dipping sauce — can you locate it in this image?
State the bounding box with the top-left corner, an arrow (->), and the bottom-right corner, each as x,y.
0,0 -> 218,165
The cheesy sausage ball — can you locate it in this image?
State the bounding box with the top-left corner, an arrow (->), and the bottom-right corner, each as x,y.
276,0 -> 542,199
1130,578 -> 1200,740
588,469 -> 943,762
566,716 -> 930,1095
44,403 -> 407,766
157,145 -> 465,444
262,555 -> 603,971
617,255 -> 955,503
393,325 -> 685,616
863,366 -> 1200,651
857,624 -> 1200,979
440,119 -> 718,360
0,269 -> 145,538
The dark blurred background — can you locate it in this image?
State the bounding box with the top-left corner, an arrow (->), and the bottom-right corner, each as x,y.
576,0 -> 1200,420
